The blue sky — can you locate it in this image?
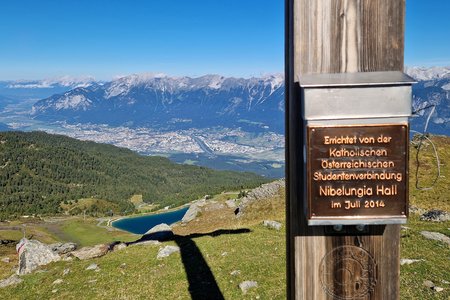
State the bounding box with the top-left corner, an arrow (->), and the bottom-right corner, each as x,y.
405,1 -> 450,66
0,0 -> 448,80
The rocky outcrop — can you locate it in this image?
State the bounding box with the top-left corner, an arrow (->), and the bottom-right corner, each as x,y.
128,240 -> 160,247
423,280 -> 445,293
237,179 -> 285,216
16,238 -> 61,275
71,244 -> 110,260
263,220 -> 282,231
143,223 -> 173,240
182,205 -> 201,223
0,275 -> 23,288
242,180 -> 284,203
225,199 -> 237,208
113,243 -> 127,251
86,263 -> 100,271
420,210 -> 450,222
239,280 -> 258,294
49,242 -> 77,255
400,259 -> 425,265
145,223 -> 172,235
420,231 -> 450,247
157,245 -> 180,259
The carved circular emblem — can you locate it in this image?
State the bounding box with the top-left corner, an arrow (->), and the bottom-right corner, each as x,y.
319,245 -> 377,299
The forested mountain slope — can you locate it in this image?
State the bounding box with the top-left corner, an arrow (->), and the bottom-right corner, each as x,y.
0,131 -> 266,218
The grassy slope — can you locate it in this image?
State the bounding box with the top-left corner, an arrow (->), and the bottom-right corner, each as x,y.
401,135 -> 450,298
0,190 -> 286,299
400,215 -> 450,299
409,135 -> 450,211
0,135 -> 449,299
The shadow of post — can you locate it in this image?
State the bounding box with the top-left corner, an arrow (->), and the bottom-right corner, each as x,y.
127,228 -> 251,300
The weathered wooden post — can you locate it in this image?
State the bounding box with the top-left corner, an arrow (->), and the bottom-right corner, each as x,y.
285,1 -> 414,299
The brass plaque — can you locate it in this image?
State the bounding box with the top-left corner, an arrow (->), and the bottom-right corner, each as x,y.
307,124 -> 408,224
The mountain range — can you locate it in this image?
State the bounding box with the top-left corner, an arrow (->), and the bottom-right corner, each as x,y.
28,69 -> 449,136
31,74 -> 285,133
406,67 -> 450,136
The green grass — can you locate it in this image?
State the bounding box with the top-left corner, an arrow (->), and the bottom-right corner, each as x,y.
0,230 -> 23,241
409,135 -> 450,211
0,217 -> 137,250
0,223 -> 285,299
0,219 -> 59,245
211,191 -> 240,202
58,219 -> 137,247
400,215 -> 450,299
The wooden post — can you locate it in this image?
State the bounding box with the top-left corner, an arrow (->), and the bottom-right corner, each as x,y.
285,0 -> 405,299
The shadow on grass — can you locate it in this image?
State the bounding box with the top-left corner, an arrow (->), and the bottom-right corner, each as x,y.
127,228 -> 251,300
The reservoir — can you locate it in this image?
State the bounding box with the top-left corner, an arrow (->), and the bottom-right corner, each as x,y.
112,206 -> 189,234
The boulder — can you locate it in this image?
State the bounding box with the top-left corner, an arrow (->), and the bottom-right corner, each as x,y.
143,223 -> 173,240
239,280 -> 258,294
157,245 -> 180,259
263,220 -> 282,231
194,199 -> 207,207
0,275 -> 23,288
146,223 -> 171,234
420,231 -> 450,247
236,179 -> 285,217
16,238 -> 61,275
424,280 -> 435,288
225,199 -> 237,208
182,205 -> 200,223
113,243 -> 127,251
49,242 -> 77,255
86,263 -> 100,271
400,259 -> 424,265
129,240 -> 160,247
243,180 -> 284,202
420,210 -> 450,222
71,244 -> 109,260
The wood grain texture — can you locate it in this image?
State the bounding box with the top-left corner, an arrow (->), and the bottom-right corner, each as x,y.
293,0 -> 404,76
286,0 -> 405,299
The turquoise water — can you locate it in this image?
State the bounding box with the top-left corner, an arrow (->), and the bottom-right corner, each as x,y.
112,206 -> 189,234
